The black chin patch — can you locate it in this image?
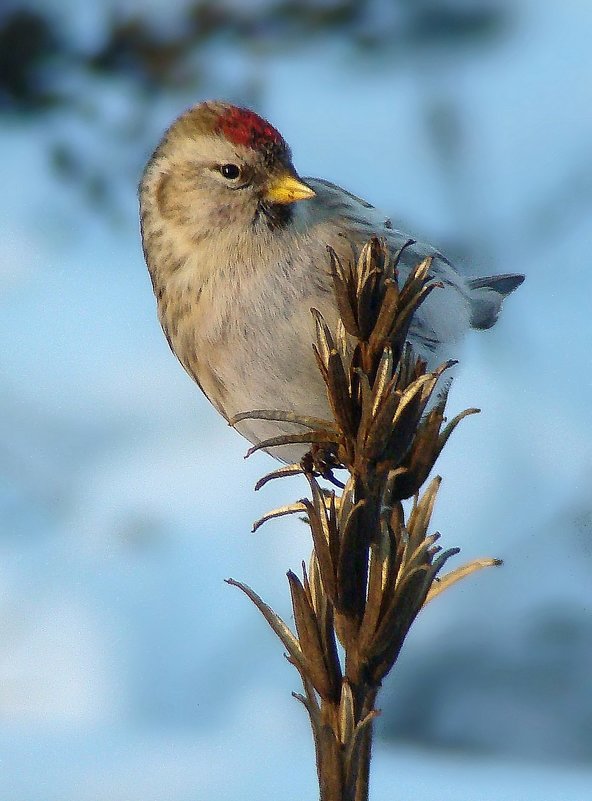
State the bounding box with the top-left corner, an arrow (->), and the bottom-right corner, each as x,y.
255,201 -> 293,230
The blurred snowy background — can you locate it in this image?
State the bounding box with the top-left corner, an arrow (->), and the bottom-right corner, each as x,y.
1,0 -> 592,799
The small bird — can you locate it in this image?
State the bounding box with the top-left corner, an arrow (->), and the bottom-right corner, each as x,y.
139,101 -> 523,463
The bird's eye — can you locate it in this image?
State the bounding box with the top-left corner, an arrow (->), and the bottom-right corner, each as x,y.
220,163 -> 241,180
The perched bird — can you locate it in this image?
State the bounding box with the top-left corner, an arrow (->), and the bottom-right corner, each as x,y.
139,101 -> 523,463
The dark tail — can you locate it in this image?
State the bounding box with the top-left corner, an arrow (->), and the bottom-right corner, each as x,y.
468,273 -> 525,330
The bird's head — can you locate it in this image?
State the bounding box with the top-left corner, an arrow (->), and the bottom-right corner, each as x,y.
140,101 -> 315,240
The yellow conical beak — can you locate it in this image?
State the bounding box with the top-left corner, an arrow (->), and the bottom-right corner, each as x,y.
264,172 -> 315,204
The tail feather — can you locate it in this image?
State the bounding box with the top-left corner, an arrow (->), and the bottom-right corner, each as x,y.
468,273 -> 525,330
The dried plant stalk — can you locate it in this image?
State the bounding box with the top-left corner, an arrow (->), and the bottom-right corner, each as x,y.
228,238 -> 499,801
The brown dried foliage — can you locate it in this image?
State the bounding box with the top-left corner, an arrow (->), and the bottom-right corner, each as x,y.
228,238 -> 500,801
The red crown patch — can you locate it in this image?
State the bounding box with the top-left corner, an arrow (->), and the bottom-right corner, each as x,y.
217,106 -> 286,152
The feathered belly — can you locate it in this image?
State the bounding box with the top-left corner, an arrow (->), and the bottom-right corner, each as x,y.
214,297 -> 337,461
160,234 -> 472,463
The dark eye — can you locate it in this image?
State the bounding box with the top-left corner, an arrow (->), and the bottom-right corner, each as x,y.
220,163 -> 241,180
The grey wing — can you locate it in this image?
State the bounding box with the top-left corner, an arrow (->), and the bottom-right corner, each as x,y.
305,177 -> 395,231
304,179 -> 472,357
305,178 -> 524,342
305,178 -> 463,280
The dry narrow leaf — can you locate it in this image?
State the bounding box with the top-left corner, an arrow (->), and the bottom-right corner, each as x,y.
254,463 -> 305,491
335,318 -> 349,362
425,557 -> 502,604
251,501 -> 308,532
438,406 -> 481,452
288,571 -> 336,701
226,578 -> 307,673
307,552 -> 324,616
327,248 -> 360,338
312,342 -> 331,385
358,530 -> 391,657
362,386 -> 403,462
338,679 -> 356,746
391,238 -> 416,271
406,475 -> 442,549
311,307 -> 335,368
325,348 -> 356,439
336,499 -> 369,618
387,281 -> 441,347
343,709 -> 380,797
299,497 -> 337,604
370,346 -> 395,416
230,408 -> 337,432
366,280 -> 401,352
245,429 -> 338,458
353,369 -> 375,451
357,269 -> 382,340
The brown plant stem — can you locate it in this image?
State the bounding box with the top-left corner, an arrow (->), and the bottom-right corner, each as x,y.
227,238 -> 501,800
